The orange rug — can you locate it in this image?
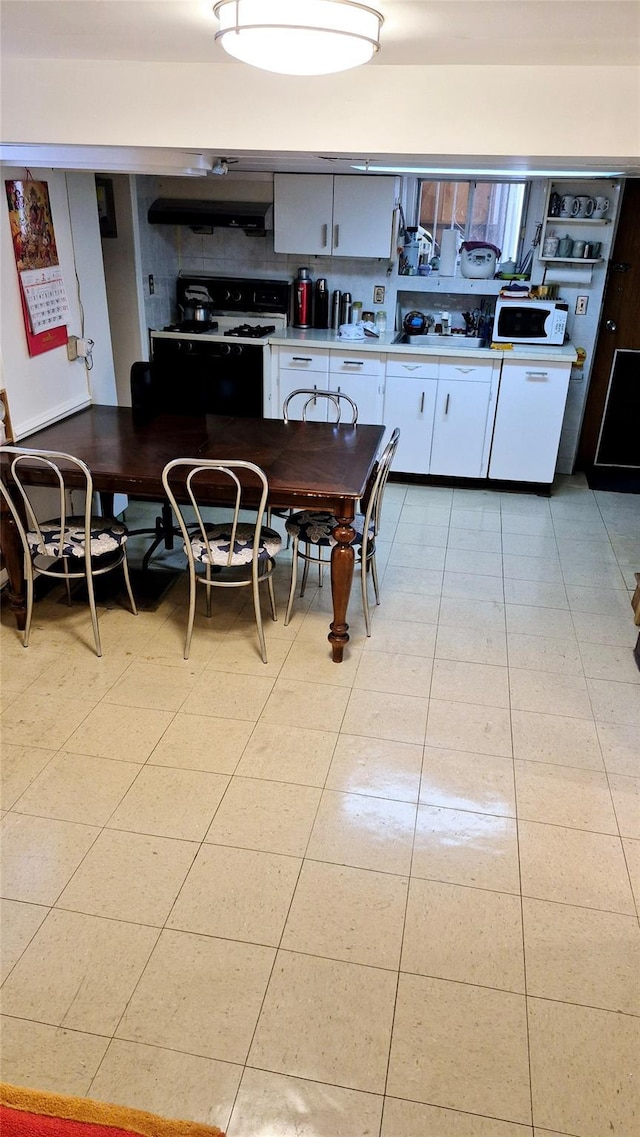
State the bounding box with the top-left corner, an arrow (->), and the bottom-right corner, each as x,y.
0,1085 -> 225,1137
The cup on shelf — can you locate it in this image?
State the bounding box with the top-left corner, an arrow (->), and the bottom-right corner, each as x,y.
593,196 -> 610,219
542,236 -> 559,257
549,192 -> 562,217
572,196 -> 595,218
560,195 -> 576,217
589,241 -> 602,258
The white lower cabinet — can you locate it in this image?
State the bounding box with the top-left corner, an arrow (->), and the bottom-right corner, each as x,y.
384,353 -> 498,477
329,351 -> 384,424
430,379 -> 493,478
488,360 -> 572,483
384,372 -> 437,474
276,347 -> 329,420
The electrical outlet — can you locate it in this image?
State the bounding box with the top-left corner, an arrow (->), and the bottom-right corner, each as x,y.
373,285 -> 385,304
575,295 -> 588,315
148,274 -> 155,295
67,335 -> 78,361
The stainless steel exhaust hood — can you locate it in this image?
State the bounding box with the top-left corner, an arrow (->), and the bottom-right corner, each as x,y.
147,198 -> 273,231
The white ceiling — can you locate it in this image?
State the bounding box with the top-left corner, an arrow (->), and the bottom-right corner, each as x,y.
1,1 -> 638,177
1,1 -> 637,68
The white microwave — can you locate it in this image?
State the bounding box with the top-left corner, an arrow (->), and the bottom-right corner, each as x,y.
493,298 -> 569,345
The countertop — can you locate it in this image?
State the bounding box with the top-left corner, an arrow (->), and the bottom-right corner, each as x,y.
269,327 -> 578,363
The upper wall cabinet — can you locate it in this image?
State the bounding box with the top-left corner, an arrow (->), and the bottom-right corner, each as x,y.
274,174 -> 396,259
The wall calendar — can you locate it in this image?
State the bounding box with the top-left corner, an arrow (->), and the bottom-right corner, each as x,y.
5,178 -> 69,356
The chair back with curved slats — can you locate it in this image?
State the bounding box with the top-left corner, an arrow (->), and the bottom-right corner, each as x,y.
361,427 -> 401,544
161,458 -> 282,663
283,388 -> 358,424
0,445 -> 137,655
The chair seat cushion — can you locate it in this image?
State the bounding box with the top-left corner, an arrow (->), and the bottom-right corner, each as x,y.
285,510 -> 372,547
27,516 -> 128,558
189,524 -> 282,565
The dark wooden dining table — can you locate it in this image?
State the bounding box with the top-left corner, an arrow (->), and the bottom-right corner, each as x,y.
1,405 -> 385,661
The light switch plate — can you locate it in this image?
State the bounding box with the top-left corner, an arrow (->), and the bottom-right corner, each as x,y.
373,285 -> 385,304
575,295 -> 588,315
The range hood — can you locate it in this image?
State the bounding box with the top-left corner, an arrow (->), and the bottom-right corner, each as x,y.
147,198 -> 273,231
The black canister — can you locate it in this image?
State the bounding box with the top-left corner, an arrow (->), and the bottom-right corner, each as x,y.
331,289 -> 341,331
314,278 -> 329,328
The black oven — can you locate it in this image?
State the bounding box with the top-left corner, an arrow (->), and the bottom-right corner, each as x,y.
149,336 -> 264,418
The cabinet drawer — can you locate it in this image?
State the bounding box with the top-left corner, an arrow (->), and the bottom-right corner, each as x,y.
329,351 -> 383,379
385,354 -> 439,380
279,347 -> 329,373
439,357 -> 495,381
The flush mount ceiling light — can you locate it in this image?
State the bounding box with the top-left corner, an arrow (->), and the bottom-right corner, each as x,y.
213,0 -> 383,76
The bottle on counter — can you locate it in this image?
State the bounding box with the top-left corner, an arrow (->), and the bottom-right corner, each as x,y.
375,310 -> 387,333
313,278 -> 329,328
293,267 -> 313,328
340,291 -> 352,325
352,301 -> 363,324
331,289 -> 342,331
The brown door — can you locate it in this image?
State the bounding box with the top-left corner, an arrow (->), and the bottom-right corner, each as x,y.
577,178 -> 640,469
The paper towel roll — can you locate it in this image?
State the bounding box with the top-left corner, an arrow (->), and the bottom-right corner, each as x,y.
439,230 -> 460,277
545,265 -> 593,284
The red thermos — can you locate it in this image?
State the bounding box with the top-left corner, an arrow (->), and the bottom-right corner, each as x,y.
293,267 -> 312,327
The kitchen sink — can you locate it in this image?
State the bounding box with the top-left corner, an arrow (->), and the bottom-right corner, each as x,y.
401,333 -> 486,348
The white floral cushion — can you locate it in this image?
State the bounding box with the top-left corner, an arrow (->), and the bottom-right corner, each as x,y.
27,516 -> 128,559
285,510 -> 372,548
189,523 -> 282,566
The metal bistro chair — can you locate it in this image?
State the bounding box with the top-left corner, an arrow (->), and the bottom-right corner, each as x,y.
283,388 -> 358,426
162,458 -> 282,663
0,446 -> 138,656
284,427 -> 400,635
271,387 -> 359,552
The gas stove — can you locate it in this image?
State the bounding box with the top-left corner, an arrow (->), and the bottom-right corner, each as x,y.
154,275 -> 290,345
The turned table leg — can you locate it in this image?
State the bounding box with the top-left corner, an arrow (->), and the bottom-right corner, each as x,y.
328,514 -> 356,663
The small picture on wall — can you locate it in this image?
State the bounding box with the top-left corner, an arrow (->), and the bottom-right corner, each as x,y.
95,176 -> 117,238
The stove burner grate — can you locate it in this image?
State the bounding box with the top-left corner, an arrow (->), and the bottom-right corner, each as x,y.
163,320 -> 219,334
224,324 -> 277,338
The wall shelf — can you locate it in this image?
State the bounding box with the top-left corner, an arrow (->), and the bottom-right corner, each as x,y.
395,275 -> 505,295
545,216 -> 611,225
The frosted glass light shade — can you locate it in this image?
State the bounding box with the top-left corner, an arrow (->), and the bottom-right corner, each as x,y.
213,0 -> 383,75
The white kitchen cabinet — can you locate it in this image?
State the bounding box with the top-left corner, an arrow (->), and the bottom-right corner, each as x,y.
329,351 -> 384,424
430,357 -> 498,478
274,174 -> 396,258
488,359 -> 572,483
275,346 -> 329,420
430,379 -> 493,478
384,370 -> 437,474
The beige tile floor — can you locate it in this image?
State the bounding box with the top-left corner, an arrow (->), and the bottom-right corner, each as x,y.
1,474 -> 639,1137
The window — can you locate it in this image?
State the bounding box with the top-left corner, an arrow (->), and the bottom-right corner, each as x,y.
419,180 -> 527,262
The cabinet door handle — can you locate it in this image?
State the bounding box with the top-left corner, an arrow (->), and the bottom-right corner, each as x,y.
403,364 -> 420,371
455,367 -> 473,374
420,392 -> 425,413
334,224 -> 340,248
343,360 -> 364,365
525,370 -> 549,379
292,356 -> 313,362
444,393 -> 450,415
321,223 -> 328,248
